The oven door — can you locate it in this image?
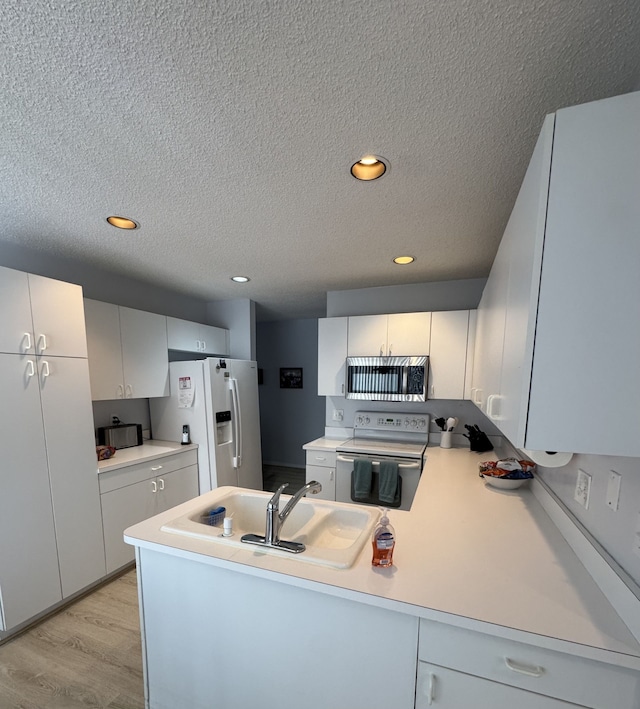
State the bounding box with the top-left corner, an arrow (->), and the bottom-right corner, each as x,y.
335,453 -> 422,511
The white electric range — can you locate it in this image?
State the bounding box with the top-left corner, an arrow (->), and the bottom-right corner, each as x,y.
335,412 -> 429,510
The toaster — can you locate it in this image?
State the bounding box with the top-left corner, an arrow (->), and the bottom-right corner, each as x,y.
97,423 -> 143,449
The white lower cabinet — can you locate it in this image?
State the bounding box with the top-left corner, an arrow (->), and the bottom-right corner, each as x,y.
417,619 -> 640,709
416,663 -> 578,708
100,451 -> 199,573
305,449 -> 337,500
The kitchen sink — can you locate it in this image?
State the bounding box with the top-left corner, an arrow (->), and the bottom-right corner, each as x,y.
161,487 -> 379,569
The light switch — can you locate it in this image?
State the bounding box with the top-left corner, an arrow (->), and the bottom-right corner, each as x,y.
606,470 -> 621,511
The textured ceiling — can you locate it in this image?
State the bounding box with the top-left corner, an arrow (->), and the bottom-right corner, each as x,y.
2,1 -> 640,320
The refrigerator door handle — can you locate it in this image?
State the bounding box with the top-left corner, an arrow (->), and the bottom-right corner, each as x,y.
230,377 -> 242,469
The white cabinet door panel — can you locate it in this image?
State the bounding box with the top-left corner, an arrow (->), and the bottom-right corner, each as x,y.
119,307 -> 169,399
84,299 -> 125,400
317,317 -> 348,396
0,354 -> 62,630
347,315 -> 388,356
28,274 -> 88,358
199,324 -> 228,355
387,312 -> 431,355
166,316 -> 200,352
0,267 -> 34,355
429,311 -> 469,399
158,466 -> 199,512
101,479 -> 158,574
416,664 -> 580,709
306,464 -> 336,501
39,356 -> 106,597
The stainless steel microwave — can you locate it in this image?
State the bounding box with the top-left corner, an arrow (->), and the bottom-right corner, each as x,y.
345,356 -> 429,402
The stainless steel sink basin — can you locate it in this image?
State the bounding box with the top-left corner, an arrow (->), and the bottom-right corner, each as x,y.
161,487 -> 379,569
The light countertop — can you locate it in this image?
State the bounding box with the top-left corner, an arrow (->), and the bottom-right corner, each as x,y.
302,436 -> 351,450
97,440 -> 198,473
124,445 -> 640,668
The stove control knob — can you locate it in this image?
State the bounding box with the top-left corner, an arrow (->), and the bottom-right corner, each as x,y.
411,419 -> 417,427
404,418 -> 410,427
364,416 -> 370,424
418,418 -> 426,428
356,416 -> 363,426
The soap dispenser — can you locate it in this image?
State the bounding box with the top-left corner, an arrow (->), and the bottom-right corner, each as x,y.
371,508 -> 395,567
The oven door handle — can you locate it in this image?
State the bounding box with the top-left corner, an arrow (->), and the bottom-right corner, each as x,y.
336,455 -> 420,470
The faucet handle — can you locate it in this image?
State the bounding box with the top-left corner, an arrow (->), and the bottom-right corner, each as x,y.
268,483 -> 289,510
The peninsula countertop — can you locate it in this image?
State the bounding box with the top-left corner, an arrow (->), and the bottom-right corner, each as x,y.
124,445 -> 640,669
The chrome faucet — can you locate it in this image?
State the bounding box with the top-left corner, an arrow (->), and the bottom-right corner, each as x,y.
241,481 -> 322,554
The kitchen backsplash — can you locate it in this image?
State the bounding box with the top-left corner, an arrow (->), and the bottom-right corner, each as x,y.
92,399 -> 151,438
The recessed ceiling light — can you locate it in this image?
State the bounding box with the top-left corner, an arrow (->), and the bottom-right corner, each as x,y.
231,276 -> 250,283
393,256 -> 415,265
350,155 -> 388,181
107,216 -> 138,230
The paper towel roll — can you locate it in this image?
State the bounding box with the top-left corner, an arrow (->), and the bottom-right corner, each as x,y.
521,449 -> 573,468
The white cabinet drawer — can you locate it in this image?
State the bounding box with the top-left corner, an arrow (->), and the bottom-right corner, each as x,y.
99,450 -> 198,494
305,450 -> 337,468
418,619 -> 640,709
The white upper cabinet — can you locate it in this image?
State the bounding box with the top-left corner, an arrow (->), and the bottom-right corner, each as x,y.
318,317 -> 348,396
119,307 -> 169,399
167,316 -> 229,356
0,267 -> 87,357
472,91 -> 640,455
0,267 -> 34,354
347,313 -> 431,356
84,299 -> 169,400
429,310 -> 475,400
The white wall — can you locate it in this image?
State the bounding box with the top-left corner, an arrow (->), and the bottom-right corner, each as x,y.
532,453 -> 640,588
327,278 -> 486,317
207,298 -> 256,360
0,240 -> 208,321
257,319 -> 325,467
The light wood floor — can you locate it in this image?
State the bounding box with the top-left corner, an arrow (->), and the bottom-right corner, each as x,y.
0,569 -> 144,709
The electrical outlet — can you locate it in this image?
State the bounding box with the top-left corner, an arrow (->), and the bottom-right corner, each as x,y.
606,470 -> 622,511
574,469 -> 591,509
332,409 -> 344,422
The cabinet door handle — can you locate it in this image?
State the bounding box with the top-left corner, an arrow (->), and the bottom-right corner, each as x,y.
151,465 -> 163,471
329,470 -> 334,481
37,334 -> 48,352
41,360 -> 50,378
425,671 -> 436,705
196,340 -> 202,351
117,384 -> 124,399
125,383 -> 133,398
388,344 -> 393,356
26,360 -> 36,377
201,340 -> 206,351
23,332 -> 32,352
486,394 -> 500,419
473,388 -> 483,405
151,481 -> 157,493
504,657 -> 545,678
379,343 -> 385,356
341,383 -> 344,394
158,478 -> 165,491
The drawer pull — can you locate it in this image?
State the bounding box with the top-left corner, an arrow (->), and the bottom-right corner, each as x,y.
504,657 -> 545,678
151,465 -> 163,471
314,456 -> 327,462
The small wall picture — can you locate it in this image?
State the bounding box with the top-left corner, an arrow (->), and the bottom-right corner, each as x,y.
280,367 -> 303,389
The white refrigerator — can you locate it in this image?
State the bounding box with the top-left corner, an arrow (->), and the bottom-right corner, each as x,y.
150,358 -> 263,493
